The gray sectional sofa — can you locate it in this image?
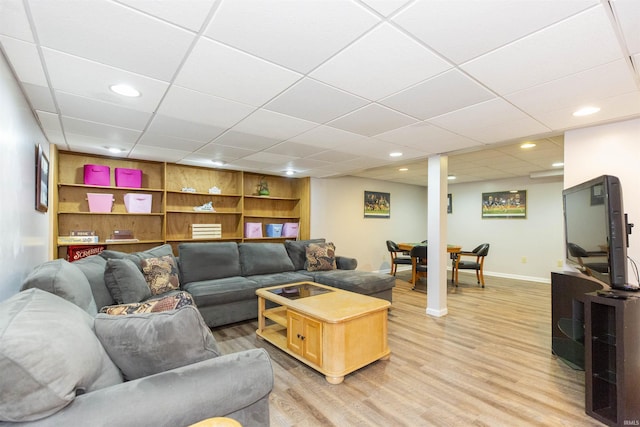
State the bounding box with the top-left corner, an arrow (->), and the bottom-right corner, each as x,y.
179,239 -> 395,327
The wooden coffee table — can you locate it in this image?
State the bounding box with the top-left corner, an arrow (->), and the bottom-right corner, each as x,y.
256,282 -> 390,384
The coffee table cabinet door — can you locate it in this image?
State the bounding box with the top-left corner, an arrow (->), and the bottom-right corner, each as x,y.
287,310 -> 323,366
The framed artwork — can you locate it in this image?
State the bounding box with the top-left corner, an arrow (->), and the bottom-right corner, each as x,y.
590,183 -> 604,205
364,191 -> 390,218
35,144 -> 49,213
447,193 -> 452,214
481,190 -> 526,219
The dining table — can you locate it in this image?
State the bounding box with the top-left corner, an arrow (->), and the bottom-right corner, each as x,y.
398,242 -> 462,286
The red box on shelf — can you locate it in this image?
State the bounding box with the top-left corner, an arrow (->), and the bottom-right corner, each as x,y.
67,245 -> 106,262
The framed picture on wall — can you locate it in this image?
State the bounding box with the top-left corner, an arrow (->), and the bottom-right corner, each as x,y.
364,191 -> 390,218
35,144 -> 49,213
481,190 -> 526,219
447,193 -> 452,214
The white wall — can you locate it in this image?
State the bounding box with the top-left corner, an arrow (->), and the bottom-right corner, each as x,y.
310,176 -> 428,272
564,118 -> 640,286
0,52 -> 51,302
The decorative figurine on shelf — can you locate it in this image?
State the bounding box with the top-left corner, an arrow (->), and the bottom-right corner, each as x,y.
257,176 -> 269,196
208,186 -> 221,194
193,201 -> 215,212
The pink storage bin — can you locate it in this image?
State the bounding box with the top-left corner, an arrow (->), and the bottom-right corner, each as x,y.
115,168 -> 142,188
244,222 -> 263,238
124,193 -> 152,213
83,164 -> 110,186
282,222 -> 299,238
87,193 -> 114,213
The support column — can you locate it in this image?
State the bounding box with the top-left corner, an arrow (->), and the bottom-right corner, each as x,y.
426,155 -> 448,317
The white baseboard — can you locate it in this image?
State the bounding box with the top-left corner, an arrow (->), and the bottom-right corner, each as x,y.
377,266 -> 551,284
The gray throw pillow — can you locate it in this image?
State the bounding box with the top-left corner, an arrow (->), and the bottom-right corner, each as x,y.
0,289 -> 122,422
285,238 -> 326,270
20,259 -> 98,316
104,259 -> 151,304
73,255 -> 114,309
94,305 -> 221,380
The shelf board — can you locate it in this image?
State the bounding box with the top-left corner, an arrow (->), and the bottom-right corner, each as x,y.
166,190 -> 241,197
165,210 -> 242,215
57,239 -> 164,247
264,306 -> 287,327
58,183 -> 164,192
58,211 -> 165,216
244,195 -> 299,201
165,237 -> 242,242
244,215 -> 300,219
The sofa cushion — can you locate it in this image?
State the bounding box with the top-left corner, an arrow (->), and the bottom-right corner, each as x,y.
178,242 -> 241,283
100,244 -> 175,270
245,271 -> 312,288
99,291 -> 194,315
104,259 -> 151,304
285,238 -> 326,270
0,289 -> 122,422
239,243 -> 295,276
305,242 -> 337,271
20,258 -> 98,316
182,277 -> 261,306
95,305 -> 221,381
73,254 -> 114,309
307,269 -> 395,295
141,255 -> 180,295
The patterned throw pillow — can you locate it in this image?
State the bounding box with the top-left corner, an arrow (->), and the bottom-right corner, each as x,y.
99,291 -> 194,315
305,242 -> 337,271
140,255 -> 180,295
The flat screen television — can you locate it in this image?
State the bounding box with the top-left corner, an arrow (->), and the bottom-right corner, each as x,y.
563,175 -> 632,290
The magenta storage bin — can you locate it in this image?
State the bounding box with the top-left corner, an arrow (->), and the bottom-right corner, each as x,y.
87,193 -> 114,213
83,164 -> 110,186
282,222 -> 299,238
115,168 -> 142,188
244,222 -> 263,238
124,193 -> 152,213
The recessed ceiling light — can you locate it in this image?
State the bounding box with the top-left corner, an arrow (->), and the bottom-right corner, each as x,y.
552,162 -> 564,167
389,152 -> 403,157
447,175 -> 456,180
285,170 -> 295,176
211,160 -> 226,166
520,142 -> 536,149
399,168 -> 408,172
573,106 -> 600,117
107,147 -> 124,154
109,84 -> 140,97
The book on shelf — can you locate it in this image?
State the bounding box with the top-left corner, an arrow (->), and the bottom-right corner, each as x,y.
111,229 -> 134,239
58,235 -> 100,244
105,238 -> 140,243
67,245 -> 106,262
70,230 -> 96,236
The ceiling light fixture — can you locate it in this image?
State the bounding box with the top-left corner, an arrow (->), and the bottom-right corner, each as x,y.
211,160 -> 226,167
447,175 -> 456,180
399,168 -> 408,172
389,152 -> 403,157
107,147 -> 124,154
573,106 -> 600,117
285,170 -> 295,176
552,162 -> 564,167
520,142 -> 536,149
109,84 -> 141,97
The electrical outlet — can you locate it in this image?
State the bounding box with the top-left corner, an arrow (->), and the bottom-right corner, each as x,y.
521,256 -> 527,264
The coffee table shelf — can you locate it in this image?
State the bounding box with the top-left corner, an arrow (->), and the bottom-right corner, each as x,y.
263,306 -> 287,326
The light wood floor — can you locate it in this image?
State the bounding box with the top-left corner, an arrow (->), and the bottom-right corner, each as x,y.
212,272 -> 604,426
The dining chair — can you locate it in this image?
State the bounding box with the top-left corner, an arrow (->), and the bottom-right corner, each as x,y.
409,245 -> 428,288
386,240 -> 412,276
454,243 -> 490,287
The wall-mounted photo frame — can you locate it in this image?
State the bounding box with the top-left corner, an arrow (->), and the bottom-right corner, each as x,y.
447,193 -> 452,214
35,144 -> 49,213
364,191 -> 390,218
481,190 -> 526,219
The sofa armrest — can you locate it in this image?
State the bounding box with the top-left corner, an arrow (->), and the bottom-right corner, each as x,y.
336,256 -> 357,270
6,349 -> 273,427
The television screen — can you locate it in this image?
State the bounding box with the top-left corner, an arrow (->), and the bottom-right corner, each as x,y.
563,175 -> 628,289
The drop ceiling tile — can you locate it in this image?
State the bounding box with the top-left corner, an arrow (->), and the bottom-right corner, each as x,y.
56,91 -> 152,130
35,110 -> 65,144
22,83 -> 56,112
232,109 -> 318,141
204,0 -> 379,73
336,138 -> 426,160
0,0 -> 33,41
310,23 -> 451,101
393,0 -> 598,64
611,0 -> 640,55
157,85 -> 255,128
29,0 -> 195,81
0,36 -> 47,85
376,122 -> 482,153
327,103 -> 417,136
241,152 -> 297,165
146,115 -> 226,143
380,69 -> 495,120
283,158 -> 334,171
506,60 -> 637,115
428,98 -> 550,143
136,133 -> 204,152
65,134 -> 135,154
175,38 -> 302,107
306,150 -> 361,163
359,0 -> 412,17
212,131 -> 281,151
461,6 -> 625,94
265,141 -> 327,158
194,143 -> 255,161
42,48 -> 169,112
288,126 -> 366,149
62,116 -> 142,146
264,78 -> 369,123
116,0 -> 216,31
129,145 -> 191,163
